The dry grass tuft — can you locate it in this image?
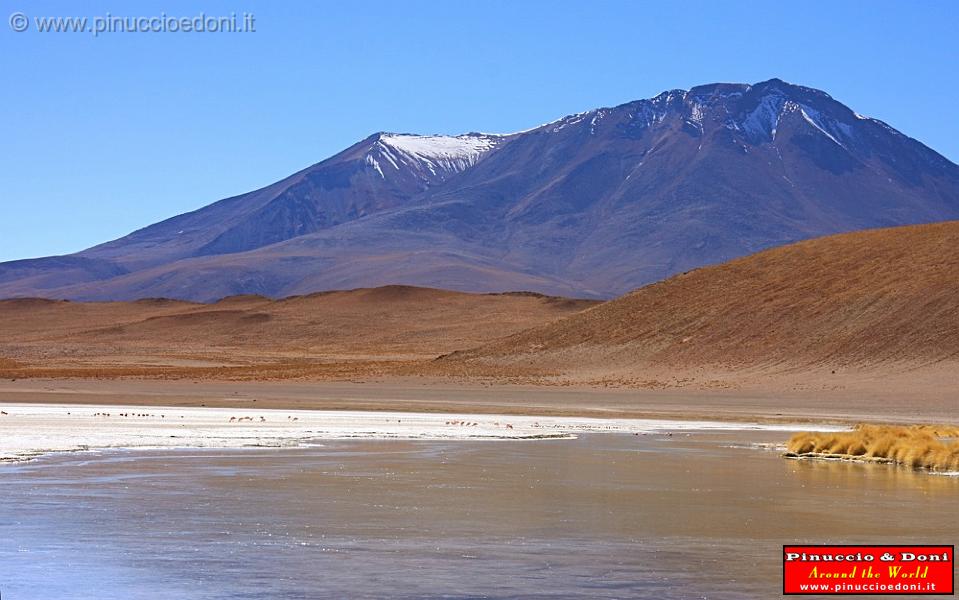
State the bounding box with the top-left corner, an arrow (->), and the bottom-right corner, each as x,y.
786,424 -> 959,471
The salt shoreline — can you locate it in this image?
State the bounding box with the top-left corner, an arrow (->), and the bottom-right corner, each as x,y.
0,403 -> 847,463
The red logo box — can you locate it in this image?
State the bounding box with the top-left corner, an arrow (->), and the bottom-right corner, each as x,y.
784,545 -> 954,595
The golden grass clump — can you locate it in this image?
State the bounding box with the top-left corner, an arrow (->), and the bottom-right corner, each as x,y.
786,424 -> 959,471
913,424 -> 959,438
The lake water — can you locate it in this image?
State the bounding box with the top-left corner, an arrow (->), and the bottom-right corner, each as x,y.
1,431 -> 956,599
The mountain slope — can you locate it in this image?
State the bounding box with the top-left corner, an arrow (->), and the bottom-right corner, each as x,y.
81,132 -> 505,268
2,79 -> 958,301
446,221 -> 959,377
374,80 -> 958,295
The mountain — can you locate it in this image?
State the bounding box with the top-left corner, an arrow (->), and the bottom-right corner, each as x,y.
444,221 -> 959,380
2,78 -> 958,301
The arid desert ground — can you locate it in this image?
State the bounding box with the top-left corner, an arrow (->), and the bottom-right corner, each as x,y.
1,223 -> 956,428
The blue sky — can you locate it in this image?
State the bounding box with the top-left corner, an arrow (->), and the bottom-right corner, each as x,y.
1,0 -> 957,261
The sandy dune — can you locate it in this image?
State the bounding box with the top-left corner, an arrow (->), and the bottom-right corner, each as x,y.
0,286 -> 595,376
446,221 -> 959,387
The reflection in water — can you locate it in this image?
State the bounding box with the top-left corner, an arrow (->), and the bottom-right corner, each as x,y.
0,432 -> 956,599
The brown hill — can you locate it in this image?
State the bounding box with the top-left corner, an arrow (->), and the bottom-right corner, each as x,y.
446,222 -> 959,382
0,286 -> 597,378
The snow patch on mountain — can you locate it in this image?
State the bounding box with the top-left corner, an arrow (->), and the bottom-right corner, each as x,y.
589,110 -> 608,135
686,101 -> 707,134
365,154 -> 385,178
742,93 -> 787,141
739,93 -> 856,149
797,105 -> 852,148
370,134 -> 501,180
627,100 -> 672,129
548,111 -> 592,133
